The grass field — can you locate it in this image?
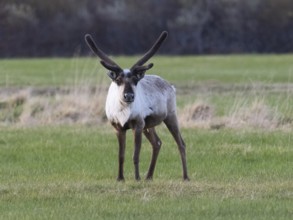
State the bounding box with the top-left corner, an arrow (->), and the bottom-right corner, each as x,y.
0,55 -> 292,219
0,55 -> 292,86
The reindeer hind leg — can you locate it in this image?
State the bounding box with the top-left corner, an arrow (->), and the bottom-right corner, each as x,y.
164,114 -> 189,181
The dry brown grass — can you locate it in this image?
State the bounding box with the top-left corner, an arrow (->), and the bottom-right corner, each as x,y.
0,86 -> 107,126
0,85 -> 292,130
225,98 -> 279,129
178,98 -> 291,130
179,101 -> 214,129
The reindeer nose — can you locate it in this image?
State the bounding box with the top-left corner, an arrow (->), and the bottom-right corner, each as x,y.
124,93 -> 134,103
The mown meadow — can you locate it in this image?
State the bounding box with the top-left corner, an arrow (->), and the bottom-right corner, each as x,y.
0,55 -> 292,219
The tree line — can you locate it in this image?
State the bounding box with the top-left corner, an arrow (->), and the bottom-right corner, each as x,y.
1,0 -> 293,57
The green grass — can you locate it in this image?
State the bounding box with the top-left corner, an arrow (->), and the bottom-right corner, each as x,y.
0,55 -> 292,219
0,126 -> 292,219
0,58 -> 100,86
0,54 -> 292,86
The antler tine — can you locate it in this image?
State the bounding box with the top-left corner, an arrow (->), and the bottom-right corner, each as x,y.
85,34 -> 122,70
131,31 -> 168,70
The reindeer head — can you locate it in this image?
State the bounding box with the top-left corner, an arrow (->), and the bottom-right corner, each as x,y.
85,31 -> 168,103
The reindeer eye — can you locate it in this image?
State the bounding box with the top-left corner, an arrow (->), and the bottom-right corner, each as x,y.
130,76 -> 139,85
115,77 -> 123,86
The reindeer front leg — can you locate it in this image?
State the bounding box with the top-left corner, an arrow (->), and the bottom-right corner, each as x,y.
115,126 -> 126,181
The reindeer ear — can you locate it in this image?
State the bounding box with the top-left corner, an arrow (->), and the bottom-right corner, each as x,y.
145,63 -> 154,70
133,63 -> 153,80
135,71 -> 145,81
107,71 -> 118,80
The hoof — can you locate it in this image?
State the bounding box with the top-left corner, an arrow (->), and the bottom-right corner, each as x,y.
145,176 -> 153,181
183,176 -> 190,181
117,177 -> 125,182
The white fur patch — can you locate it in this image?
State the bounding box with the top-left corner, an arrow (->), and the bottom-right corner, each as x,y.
123,69 -> 131,75
105,82 -> 130,126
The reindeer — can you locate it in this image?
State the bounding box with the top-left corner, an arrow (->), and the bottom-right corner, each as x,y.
85,31 -> 189,181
